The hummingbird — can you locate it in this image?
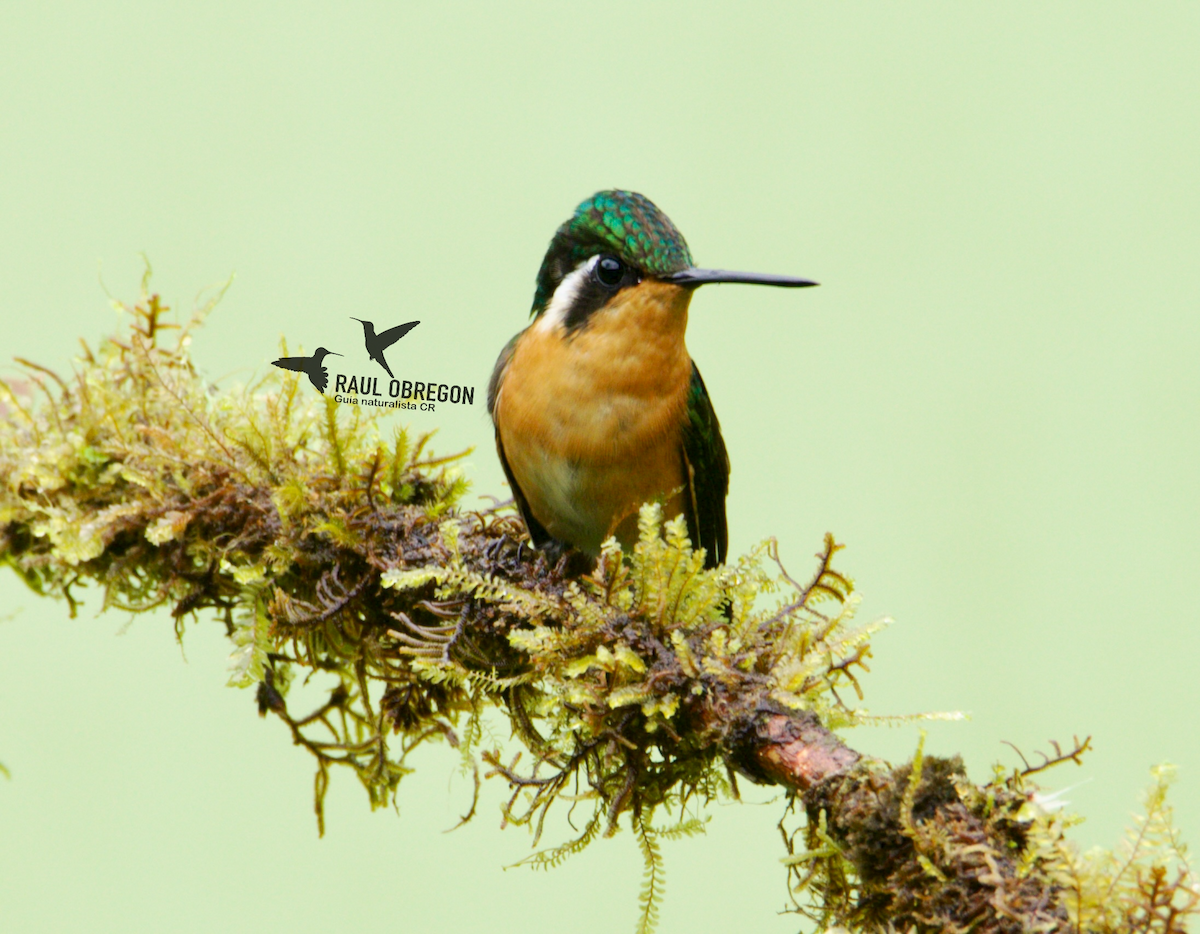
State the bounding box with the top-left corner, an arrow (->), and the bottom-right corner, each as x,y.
488,190 -> 816,569
272,347 -> 342,394
351,317 -> 420,379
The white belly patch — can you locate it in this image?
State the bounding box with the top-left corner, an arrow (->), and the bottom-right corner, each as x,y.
513,445 -> 609,555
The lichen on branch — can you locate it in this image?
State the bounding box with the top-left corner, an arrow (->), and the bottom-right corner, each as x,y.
2,282 -> 1197,934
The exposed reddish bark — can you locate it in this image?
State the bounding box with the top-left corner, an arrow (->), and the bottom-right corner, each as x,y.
751,711 -> 862,791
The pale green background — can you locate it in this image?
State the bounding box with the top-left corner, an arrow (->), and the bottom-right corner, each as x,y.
2,3 -> 1198,932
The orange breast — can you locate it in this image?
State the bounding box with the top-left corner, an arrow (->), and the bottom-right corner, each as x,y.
494,279 -> 695,554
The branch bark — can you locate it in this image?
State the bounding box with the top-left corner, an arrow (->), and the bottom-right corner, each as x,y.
3,297 -> 1195,933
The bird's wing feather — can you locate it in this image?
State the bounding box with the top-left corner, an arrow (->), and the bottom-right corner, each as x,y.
494,430 -> 553,550
680,362 -> 730,568
487,332 -> 521,415
488,331 -> 552,548
272,357 -> 309,373
313,365 -> 329,394
375,320 -> 420,348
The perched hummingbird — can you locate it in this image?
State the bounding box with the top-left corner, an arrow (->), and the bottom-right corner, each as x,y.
272,347 -> 342,394
351,317 -> 420,379
488,190 -> 816,568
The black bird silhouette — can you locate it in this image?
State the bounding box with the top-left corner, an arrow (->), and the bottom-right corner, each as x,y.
351,317 -> 420,379
271,347 -> 342,394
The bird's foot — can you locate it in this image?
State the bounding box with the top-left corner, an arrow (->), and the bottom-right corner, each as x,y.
539,538 -> 594,579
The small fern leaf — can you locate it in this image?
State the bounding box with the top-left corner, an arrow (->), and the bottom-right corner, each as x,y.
507,813 -> 601,872
655,816 -> 709,841
634,816 -> 665,934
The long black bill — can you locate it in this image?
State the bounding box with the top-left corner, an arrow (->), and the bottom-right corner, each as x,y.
662,268 -> 818,288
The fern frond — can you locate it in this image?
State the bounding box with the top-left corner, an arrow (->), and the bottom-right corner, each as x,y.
507,813 -> 602,872
654,815 -> 708,841
633,815 -> 665,934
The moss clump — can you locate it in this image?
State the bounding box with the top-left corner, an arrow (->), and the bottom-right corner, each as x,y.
2,281 -> 1198,934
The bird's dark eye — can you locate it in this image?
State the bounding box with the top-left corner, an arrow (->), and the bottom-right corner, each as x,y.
595,255 -> 624,288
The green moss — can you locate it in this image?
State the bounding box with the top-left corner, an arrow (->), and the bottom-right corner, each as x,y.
2,280 -> 1197,934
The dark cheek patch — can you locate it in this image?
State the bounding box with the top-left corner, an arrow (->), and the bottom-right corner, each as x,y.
563,266 -> 643,334
562,277 -> 614,332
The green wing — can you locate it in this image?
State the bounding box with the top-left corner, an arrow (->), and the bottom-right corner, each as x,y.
680,362 -> 730,568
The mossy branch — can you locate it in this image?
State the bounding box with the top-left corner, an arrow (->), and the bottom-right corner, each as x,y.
2,285 -> 1197,934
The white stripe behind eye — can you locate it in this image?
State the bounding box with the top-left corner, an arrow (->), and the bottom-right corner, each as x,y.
535,256 -> 599,333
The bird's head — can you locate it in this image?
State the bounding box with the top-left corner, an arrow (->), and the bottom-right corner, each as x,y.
529,190 -> 816,334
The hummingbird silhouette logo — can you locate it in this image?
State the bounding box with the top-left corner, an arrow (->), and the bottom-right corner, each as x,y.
271,347 -> 342,394
351,317 -> 420,379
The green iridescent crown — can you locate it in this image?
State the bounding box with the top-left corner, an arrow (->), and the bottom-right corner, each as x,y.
532,190 -> 693,314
